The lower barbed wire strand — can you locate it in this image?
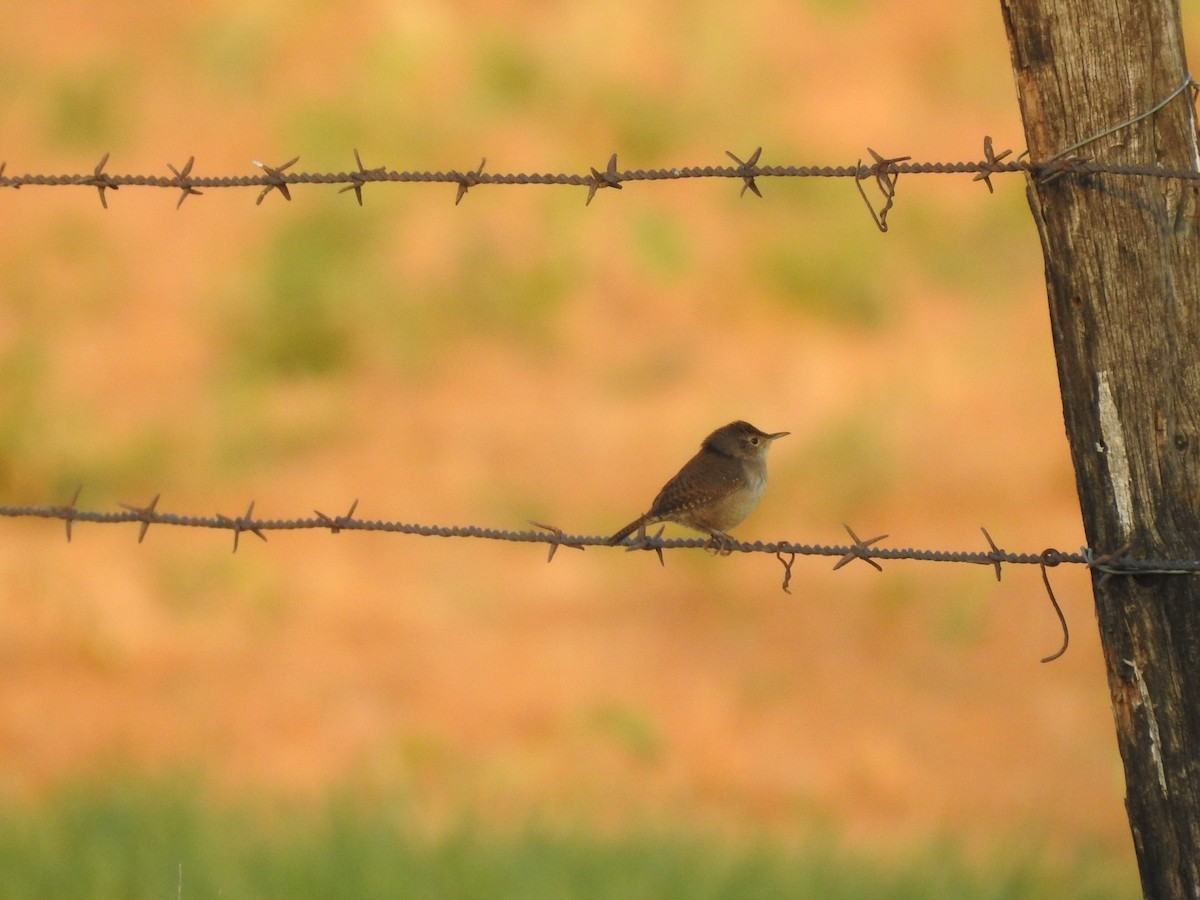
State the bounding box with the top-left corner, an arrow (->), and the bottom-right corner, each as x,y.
2,501 -> 1197,572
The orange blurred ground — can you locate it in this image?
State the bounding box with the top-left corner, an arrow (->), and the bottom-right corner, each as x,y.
1,0 -> 1189,867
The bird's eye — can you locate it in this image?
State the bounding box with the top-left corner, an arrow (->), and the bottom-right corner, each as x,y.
750,437 -> 760,445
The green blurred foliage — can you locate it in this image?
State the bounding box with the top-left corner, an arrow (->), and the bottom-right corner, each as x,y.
0,338 -> 47,493
758,238 -> 887,327
0,779 -> 1137,900
226,205 -> 371,381
631,210 -> 692,279
46,66 -> 132,150
796,413 -> 896,517
436,228 -> 573,345
186,7 -> 273,91
900,191 -> 1035,299
586,702 -> 664,763
475,34 -> 545,112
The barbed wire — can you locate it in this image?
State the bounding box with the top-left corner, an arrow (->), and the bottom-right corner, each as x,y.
0,143 -> 1194,234
3,139 -> 1195,231
5,491 -> 1199,663
6,74 -> 1192,229
7,490 -> 1194,573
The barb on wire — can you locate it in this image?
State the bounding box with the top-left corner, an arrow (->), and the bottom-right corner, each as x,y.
338,150 -> 385,206
167,157 -> 202,208
832,524 -> 889,571
313,498 -> 360,534
118,493 -> 161,543
454,158 -> 487,205
85,154 -> 119,209
252,156 -> 299,204
725,146 -> 764,198
50,486 -> 83,543
529,520 -> 586,562
855,148 -> 910,232
973,137 -> 1011,194
215,500 -> 268,552
623,523 -> 667,567
586,153 -> 622,205
980,526 -> 1005,581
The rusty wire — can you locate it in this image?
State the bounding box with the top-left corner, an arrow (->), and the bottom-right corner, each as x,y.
3,71 -> 1196,227
8,499 -> 1200,573
0,495 -> 1025,559
4,138 -> 1200,231
7,493 -> 1200,575
8,493 -> 1200,662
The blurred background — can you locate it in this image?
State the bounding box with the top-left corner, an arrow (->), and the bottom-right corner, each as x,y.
2,0 -> 1193,895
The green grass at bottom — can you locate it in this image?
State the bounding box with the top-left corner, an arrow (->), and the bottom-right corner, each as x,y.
0,780 -> 1136,900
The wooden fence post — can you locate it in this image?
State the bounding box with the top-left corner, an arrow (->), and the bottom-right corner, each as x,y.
1000,2 -> 1200,896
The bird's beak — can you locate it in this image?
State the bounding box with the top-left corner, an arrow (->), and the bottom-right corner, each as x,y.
767,431 -> 790,440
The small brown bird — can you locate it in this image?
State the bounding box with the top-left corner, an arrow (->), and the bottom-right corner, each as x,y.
608,420 -> 789,546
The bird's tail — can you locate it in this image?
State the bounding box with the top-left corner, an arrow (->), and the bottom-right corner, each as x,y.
607,516 -> 647,545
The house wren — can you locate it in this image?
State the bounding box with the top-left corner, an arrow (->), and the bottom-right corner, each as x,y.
608,420 -> 789,546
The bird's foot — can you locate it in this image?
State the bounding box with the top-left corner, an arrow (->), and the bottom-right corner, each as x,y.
705,530 -> 737,556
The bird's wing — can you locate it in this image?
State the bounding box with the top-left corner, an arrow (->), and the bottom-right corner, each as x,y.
648,451 -> 743,517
